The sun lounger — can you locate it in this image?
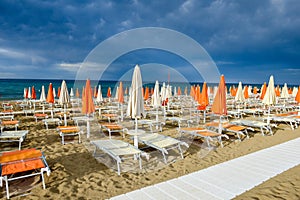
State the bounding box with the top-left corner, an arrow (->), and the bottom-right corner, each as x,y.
164,117 -> 192,129
179,127 -> 229,147
91,139 -> 146,175
135,119 -> 165,132
101,113 -> 119,123
231,119 -> 276,136
42,118 -> 62,130
99,123 -> 127,139
34,113 -> 48,122
0,130 -> 29,150
0,148 -> 50,199
57,126 -> 82,145
263,114 -> 299,130
0,120 -> 19,133
137,133 -> 188,164
205,122 -> 252,140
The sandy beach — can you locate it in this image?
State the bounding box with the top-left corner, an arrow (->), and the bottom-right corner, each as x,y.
1,103 -> 300,200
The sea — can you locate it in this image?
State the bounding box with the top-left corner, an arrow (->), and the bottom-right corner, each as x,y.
0,79 -> 295,101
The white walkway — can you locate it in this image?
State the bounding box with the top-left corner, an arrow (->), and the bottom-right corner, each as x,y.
111,137 -> 300,200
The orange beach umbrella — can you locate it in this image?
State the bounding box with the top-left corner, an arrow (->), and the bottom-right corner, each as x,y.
211,75 -> 227,115
295,86 -> 300,103
46,83 -> 54,103
82,79 -> 95,115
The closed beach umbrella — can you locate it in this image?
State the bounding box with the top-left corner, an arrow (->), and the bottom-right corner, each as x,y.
235,82 -> 244,102
178,87 -> 182,96
244,85 -> 249,99
70,88 -> 74,98
212,75 -> 227,115
57,87 -> 61,98
295,86 -> 300,104
292,87 -> 298,97
263,75 -> 276,123
127,64 -> 145,119
53,87 -> 56,99
82,79 -> 95,115
199,82 -> 209,123
31,86 -> 36,100
107,87 -> 111,98
151,80 -> 161,108
115,86 -> 119,100
47,83 -> 54,117
211,75 -> 227,134
76,88 -> 80,98
96,85 -> 103,103
24,88 -> 27,99
59,80 -> 70,126
118,82 -> 124,104
281,83 -> 289,99
28,87 -> 32,99
260,82 -> 267,100
263,76 -> 276,105
40,85 -> 46,102
82,79 -> 95,138
47,83 -> 54,103
144,87 -> 149,100
118,82 -> 124,121
127,65 -> 145,146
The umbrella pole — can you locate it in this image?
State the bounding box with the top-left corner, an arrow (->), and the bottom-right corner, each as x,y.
121,103 -> 123,121
218,115 -> 222,135
134,117 -> 138,147
87,119 -> 90,138
156,107 -> 159,130
64,104 -> 67,126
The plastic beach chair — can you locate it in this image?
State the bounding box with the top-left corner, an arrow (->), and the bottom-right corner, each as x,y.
0,148 -> 51,199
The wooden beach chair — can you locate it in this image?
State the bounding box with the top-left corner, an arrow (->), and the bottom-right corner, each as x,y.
0,148 -> 50,199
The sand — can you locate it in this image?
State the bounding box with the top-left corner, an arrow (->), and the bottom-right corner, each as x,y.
1,106 -> 300,199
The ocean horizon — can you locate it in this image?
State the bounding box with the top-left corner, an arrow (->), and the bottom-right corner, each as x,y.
0,78 -> 297,101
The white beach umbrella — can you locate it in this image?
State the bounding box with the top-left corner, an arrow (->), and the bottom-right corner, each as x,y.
160,82 -> 166,102
151,80 -> 161,108
127,65 -> 145,119
115,86 -> 119,100
235,82 -> 244,102
174,86 -> 177,96
70,88 -> 74,98
127,65 -> 145,146
292,87 -> 298,97
263,75 -> 276,124
96,85 -> 103,103
28,87 -> 32,99
23,88 -> 27,99
53,88 -> 56,99
40,85 -> 46,102
281,83 -> 289,99
213,86 -> 218,98
248,86 -> 253,96
59,80 -> 70,126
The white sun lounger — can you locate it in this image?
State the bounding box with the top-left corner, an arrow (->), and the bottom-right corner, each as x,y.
0,130 -> 29,150
137,133 -> 188,164
231,120 -> 276,136
135,119 -> 165,132
91,139 -> 146,175
263,116 -> 298,130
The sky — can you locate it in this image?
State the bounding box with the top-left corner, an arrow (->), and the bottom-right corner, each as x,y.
0,0 -> 300,85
